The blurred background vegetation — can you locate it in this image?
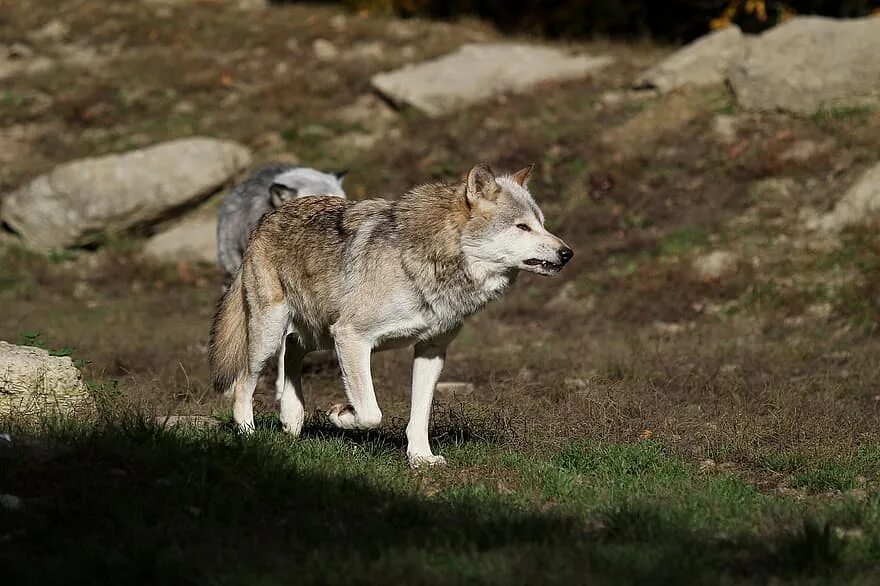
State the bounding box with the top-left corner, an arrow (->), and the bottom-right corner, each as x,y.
326,0 -> 880,40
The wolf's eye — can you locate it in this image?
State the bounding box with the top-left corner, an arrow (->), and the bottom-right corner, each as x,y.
516,223 -> 531,232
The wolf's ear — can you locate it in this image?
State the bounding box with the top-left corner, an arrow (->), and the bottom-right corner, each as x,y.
511,164 -> 535,187
270,183 -> 298,207
334,170 -> 349,182
465,163 -> 499,206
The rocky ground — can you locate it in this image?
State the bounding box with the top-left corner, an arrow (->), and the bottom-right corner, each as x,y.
2,2 -> 880,583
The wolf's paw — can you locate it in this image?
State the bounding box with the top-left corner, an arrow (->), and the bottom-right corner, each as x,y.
327,403 -> 358,429
280,413 -> 304,437
408,453 -> 447,469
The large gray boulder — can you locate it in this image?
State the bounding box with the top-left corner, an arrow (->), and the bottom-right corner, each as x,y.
143,214 -> 217,264
0,341 -> 90,417
635,26 -> 746,92
729,16 -> 880,114
813,162 -> 880,232
372,43 -> 613,116
0,137 -> 251,250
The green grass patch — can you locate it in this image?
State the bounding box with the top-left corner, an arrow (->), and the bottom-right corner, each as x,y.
759,445 -> 880,493
811,105 -> 874,128
659,227 -> 709,257
2,414 -> 880,585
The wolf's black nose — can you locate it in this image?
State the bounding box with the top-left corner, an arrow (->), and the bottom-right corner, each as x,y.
558,247 -> 574,265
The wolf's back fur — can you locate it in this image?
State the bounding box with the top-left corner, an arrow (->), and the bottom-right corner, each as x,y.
241,182 -> 506,350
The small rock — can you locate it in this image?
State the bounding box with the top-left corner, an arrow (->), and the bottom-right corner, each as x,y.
329,14 -> 347,31
698,459 -> 716,472
435,382 -> 474,399
692,250 -> 740,282
749,177 -> 798,201
0,46 -> 54,80
653,321 -> 687,335
807,302 -> 833,320
173,100 -> 195,114
599,90 -> 624,106
712,114 -> 738,144
156,415 -> 221,429
143,214 -> 217,265
348,41 -> 384,61
813,161 -> 880,232
778,139 -> 833,165
0,494 -> 22,511
564,377 -> 588,390
387,20 -> 419,41
235,0 -> 266,9
834,527 -> 864,541
386,20 -> 420,41
312,39 -> 339,61
29,19 -> 69,43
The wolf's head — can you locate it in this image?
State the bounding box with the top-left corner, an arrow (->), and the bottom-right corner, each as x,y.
461,163 -> 573,277
269,168 -> 347,207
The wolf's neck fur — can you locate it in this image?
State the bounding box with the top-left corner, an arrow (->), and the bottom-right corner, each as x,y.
395,182 -> 511,324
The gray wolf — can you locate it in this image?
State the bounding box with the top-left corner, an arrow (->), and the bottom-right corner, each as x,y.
216,164 -> 347,284
209,163 -> 573,467
216,164 -> 346,397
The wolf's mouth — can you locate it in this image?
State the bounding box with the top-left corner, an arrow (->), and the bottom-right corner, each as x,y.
523,258 -> 562,272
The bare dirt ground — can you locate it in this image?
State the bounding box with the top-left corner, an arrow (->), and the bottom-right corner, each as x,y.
2,0 -> 880,497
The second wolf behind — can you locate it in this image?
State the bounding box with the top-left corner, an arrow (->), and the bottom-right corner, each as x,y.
216,163 -> 347,398
216,163 -> 347,284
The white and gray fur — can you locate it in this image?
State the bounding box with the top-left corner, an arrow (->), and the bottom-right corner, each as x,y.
216,164 -> 346,283
209,164 -> 573,467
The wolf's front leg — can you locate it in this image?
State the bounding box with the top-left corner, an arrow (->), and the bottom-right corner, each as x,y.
328,324 -> 382,430
406,334 -> 456,468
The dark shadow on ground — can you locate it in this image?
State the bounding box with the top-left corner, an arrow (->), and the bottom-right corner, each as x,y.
0,419 -> 860,586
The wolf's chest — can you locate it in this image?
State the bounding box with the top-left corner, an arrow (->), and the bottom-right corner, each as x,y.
372,307 -> 457,350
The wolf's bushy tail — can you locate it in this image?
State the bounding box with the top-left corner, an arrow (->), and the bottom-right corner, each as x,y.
209,272 -> 248,395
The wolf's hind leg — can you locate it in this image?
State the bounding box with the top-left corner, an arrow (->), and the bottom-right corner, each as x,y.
328,325 -> 382,430
274,323 -> 294,400
279,337 -> 307,436
233,303 -> 289,433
